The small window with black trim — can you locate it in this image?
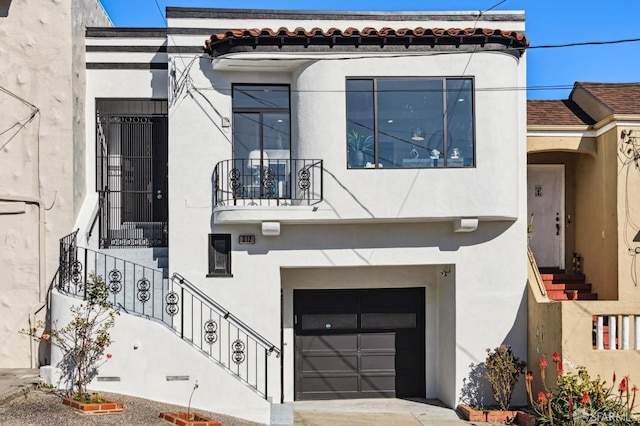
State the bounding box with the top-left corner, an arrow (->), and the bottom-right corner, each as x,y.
207,234 -> 232,277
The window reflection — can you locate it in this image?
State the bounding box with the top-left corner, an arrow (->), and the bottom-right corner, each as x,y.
346,78 -> 474,169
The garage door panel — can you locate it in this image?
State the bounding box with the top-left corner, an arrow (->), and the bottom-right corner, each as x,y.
361,313 -> 417,329
301,375 -> 359,393
298,335 -> 358,351
301,314 -> 357,331
361,354 -> 395,370
360,332 -> 395,350
302,354 -> 359,373
361,375 -> 395,392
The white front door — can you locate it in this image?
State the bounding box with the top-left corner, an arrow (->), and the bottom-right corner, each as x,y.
527,165 -> 564,269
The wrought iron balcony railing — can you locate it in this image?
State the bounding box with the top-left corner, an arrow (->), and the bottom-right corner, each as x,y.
58,231 -> 279,399
214,158 -> 323,207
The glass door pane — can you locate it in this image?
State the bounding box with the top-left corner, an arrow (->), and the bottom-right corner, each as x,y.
232,113 -> 260,197
263,113 -> 290,198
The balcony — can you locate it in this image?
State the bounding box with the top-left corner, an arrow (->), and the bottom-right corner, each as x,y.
213,159 -> 323,223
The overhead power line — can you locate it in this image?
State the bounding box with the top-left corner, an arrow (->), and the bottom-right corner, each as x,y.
529,37 -> 640,50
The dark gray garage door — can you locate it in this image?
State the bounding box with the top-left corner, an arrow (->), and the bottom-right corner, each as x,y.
294,288 -> 425,400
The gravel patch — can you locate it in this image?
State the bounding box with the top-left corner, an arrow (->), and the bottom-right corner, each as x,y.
0,388 -> 265,426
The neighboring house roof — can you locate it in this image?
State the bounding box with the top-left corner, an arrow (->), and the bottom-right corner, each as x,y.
574,82 -> 640,114
204,27 -> 528,56
528,100 -> 595,126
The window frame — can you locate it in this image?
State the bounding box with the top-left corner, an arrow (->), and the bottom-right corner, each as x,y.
345,76 -> 476,169
231,83 -> 291,158
207,233 -> 232,277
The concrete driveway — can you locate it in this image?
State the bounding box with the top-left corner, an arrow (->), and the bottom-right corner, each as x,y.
293,398 -> 472,425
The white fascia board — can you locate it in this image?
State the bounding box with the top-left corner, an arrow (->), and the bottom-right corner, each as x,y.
167,34 -> 211,47
528,131 -> 596,138
86,38 -> 167,46
86,52 -> 168,63
528,121 -> 640,139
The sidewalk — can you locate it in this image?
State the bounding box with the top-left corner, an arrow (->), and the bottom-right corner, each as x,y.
0,369 -> 41,406
293,398 -> 472,425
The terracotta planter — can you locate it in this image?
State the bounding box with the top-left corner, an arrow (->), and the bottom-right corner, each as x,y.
457,404 -> 517,423
62,395 -> 123,415
159,411 -> 221,426
516,411 -> 538,426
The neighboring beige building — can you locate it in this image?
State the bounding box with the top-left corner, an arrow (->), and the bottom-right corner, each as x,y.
527,82 -> 640,388
0,0 -> 110,368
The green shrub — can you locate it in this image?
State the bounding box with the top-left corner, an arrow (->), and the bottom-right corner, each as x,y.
485,345 -> 527,410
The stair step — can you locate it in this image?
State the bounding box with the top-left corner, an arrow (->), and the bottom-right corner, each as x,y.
544,283 -> 593,291
540,273 -> 586,282
546,290 -> 598,300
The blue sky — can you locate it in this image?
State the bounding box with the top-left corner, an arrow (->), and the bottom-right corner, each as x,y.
99,0 -> 640,99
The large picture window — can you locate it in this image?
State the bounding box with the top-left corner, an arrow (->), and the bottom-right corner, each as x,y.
346,78 -> 474,169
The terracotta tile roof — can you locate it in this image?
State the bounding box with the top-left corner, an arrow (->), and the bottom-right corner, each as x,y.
527,100 -> 595,126
575,82 -> 640,114
204,26 -> 528,55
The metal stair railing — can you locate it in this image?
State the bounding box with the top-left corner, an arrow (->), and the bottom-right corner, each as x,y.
57,231 -> 279,398
168,273 -> 280,398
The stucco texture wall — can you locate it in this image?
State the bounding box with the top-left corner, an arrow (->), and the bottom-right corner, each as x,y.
0,0 -> 109,368
617,127 -> 640,301
575,129 -> 618,300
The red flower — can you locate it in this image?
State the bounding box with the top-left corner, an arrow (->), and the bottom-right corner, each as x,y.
633,385 -> 638,392
41,333 -> 50,340
557,362 -> 564,376
537,391 -> 547,404
552,352 -> 561,363
106,353 -> 113,359
581,392 -> 590,406
526,372 -> 533,383
619,377 -> 628,393
539,356 -> 547,369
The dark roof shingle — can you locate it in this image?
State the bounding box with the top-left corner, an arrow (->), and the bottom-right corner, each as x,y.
576,82 -> 640,114
527,100 -> 595,126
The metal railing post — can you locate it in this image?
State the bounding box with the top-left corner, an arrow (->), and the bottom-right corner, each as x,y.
180,286 -> 185,339
83,248 -> 88,296
264,351 -> 268,400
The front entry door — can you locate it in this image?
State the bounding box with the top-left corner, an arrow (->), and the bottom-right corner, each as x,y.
97,100 -> 168,248
527,165 -> 564,268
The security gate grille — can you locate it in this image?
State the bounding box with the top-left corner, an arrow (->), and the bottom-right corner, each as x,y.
96,100 -> 168,248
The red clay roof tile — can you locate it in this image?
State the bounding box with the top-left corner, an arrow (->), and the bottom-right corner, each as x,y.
204,26 -> 528,53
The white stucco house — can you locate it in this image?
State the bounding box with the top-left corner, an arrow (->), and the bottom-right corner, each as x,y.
49,7 -> 529,423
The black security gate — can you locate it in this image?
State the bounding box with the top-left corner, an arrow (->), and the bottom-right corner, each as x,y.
96,100 -> 168,248
294,288 -> 425,400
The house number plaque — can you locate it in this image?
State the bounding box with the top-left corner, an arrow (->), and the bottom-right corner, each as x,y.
239,235 -> 255,244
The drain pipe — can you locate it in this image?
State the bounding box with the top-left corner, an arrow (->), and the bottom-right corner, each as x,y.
0,195 -> 46,368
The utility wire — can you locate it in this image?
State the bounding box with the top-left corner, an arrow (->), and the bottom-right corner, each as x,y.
528,37 -> 640,50
153,0 -> 167,25
0,84 -> 40,150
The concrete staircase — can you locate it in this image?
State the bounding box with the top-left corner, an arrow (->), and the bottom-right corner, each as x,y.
539,268 -> 598,301
99,248 -> 168,276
